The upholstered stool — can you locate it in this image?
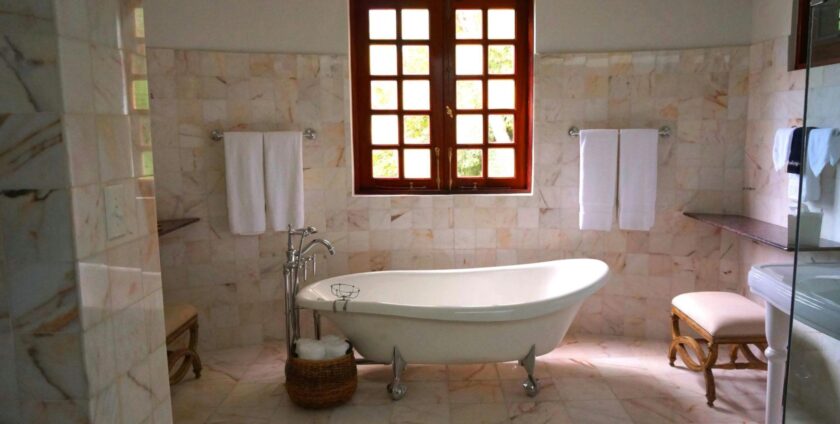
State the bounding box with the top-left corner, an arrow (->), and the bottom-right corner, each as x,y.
668,292 -> 767,406
164,304 -> 202,384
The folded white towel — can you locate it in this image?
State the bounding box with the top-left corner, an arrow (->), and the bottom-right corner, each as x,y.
264,132 -> 305,231
773,128 -> 796,172
619,129 -> 658,231
224,132 -> 266,235
579,129 -> 619,231
807,128 -> 835,176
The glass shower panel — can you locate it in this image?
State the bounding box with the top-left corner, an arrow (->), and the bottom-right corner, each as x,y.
787,1 -> 840,422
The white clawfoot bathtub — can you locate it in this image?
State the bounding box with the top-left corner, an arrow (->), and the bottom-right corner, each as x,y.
297,259 -> 609,365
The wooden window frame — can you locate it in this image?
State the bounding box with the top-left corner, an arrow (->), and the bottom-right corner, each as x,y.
349,0 -> 534,195
795,0 -> 840,70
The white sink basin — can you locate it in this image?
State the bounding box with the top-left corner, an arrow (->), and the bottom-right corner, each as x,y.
749,262 -> 840,340
748,262 -> 840,424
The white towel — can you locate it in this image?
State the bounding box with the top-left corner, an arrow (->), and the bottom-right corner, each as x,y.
264,131 -> 305,231
579,129 -> 619,231
808,128 -> 834,176
224,132 -> 266,235
773,128 -> 795,171
618,129 -> 658,231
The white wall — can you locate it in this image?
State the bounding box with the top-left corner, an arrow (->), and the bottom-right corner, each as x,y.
144,0 -> 754,54
143,0 -> 349,54
751,0 -> 797,42
536,0 -> 752,52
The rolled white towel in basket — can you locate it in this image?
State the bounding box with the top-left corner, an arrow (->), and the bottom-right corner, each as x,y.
296,339 -> 326,360
295,337 -> 349,360
324,341 -> 350,359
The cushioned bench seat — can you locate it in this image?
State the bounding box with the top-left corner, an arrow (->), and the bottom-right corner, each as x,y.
669,291 -> 767,406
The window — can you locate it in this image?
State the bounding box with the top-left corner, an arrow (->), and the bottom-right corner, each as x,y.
350,0 -> 534,194
795,0 -> 840,69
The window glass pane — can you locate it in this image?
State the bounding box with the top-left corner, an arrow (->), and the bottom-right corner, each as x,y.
401,9 -> 429,40
457,149 -> 483,177
404,115 -> 431,144
487,9 -> 515,39
404,149 -> 431,178
487,79 -> 514,109
402,45 -> 429,75
456,80 -> 483,110
488,45 -> 514,74
132,80 -> 149,110
456,115 -> 483,144
369,10 -> 397,39
455,10 -> 482,39
371,80 -> 398,110
488,148 -> 515,177
371,115 -> 399,145
402,80 -> 430,110
456,44 -> 483,75
488,114 -> 514,143
370,45 -> 397,76
372,149 -> 399,178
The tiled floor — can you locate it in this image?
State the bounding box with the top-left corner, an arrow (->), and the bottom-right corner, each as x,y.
171,335 -> 766,423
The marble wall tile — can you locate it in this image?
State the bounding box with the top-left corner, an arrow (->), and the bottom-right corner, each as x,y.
14,332 -> 87,400
0,12 -> 62,113
0,113 -> 67,189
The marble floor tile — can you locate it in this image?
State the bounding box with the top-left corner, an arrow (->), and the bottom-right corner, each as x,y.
563,399 -> 634,424
168,336 -> 765,424
543,357 -> 602,378
269,405 -> 332,424
554,376 -> 616,401
449,402 -> 510,424
391,403 -> 450,424
507,401 -> 572,424
448,380 -> 506,404
328,404 -> 393,424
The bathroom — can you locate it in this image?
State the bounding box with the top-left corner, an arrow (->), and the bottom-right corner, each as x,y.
3,0 -> 840,422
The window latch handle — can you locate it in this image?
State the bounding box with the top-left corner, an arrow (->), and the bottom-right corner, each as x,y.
448,147 -> 454,190
446,105 -> 454,119
434,147 -> 441,190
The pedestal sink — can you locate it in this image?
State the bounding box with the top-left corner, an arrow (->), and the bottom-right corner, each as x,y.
748,262 -> 840,424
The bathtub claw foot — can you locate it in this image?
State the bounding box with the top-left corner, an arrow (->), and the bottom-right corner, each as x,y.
519,344 -> 540,397
387,347 -> 408,401
523,376 -> 540,397
387,382 -> 407,400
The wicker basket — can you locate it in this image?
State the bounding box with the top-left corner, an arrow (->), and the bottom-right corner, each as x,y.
285,341 -> 357,409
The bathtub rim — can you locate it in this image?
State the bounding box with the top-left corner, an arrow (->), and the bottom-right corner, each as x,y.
297,258 -> 609,323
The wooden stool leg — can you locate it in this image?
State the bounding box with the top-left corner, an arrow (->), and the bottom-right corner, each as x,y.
704,343 -> 719,407
668,312 -> 680,366
189,321 -> 202,378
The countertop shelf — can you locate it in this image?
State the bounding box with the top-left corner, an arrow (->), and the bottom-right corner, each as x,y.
157,218 -> 200,237
683,212 -> 840,252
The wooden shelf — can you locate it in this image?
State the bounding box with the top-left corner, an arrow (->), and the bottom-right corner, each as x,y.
684,212 -> 840,252
157,218 -> 200,237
